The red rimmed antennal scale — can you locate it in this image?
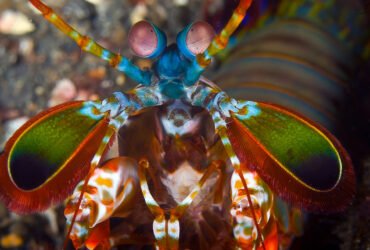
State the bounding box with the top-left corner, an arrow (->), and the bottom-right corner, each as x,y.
0,101 -> 112,213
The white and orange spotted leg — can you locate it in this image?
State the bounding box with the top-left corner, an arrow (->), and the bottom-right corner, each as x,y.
230,170 -> 278,250
64,157 -> 139,249
210,108 -> 269,249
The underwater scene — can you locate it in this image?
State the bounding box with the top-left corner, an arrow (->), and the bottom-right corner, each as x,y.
0,0 -> 369,249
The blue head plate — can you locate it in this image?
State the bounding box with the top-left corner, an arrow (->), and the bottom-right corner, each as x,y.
128,21 -> 215,99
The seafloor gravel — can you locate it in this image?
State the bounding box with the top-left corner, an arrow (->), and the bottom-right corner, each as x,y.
0,0 -> 369,250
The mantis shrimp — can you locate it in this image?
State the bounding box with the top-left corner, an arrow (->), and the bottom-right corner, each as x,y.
0,0 -> 359,249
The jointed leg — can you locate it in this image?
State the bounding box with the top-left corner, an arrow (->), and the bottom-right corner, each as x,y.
29,0 -> 152,85
231,170 -> 277,249
64,157 -> 139,249
138,159 -> 223,250
210,108 -> 267,250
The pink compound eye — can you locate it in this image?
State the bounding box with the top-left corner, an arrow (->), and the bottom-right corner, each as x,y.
128,21 -> 166,58
186,21 -> 215,55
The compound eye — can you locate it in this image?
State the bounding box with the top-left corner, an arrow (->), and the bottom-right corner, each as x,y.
186,21 -> 215,55
128,20 -> 166,58
177,21 -> 215,60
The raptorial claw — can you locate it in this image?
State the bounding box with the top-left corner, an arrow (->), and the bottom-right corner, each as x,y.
64,157 -> 139,249
230,170 -> 275,250
65,192 -> 97,248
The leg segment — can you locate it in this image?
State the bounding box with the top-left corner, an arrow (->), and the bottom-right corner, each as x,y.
210,108 -> 266,250
64,157 -> 139,249
138,159 -> 178,250
231,170 -> 277,250
28,0 -> 152,85
138,159 -> 223,250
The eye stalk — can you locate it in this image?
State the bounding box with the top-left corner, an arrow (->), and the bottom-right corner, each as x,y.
128,20 -> 167,59
177,21 -> 215,60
